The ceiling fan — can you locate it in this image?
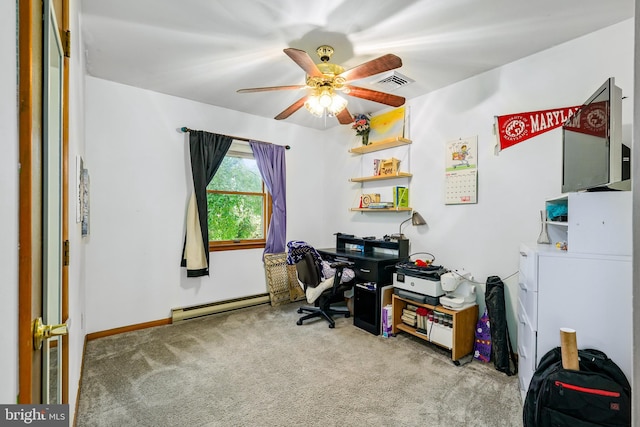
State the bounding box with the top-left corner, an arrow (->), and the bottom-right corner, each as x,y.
237,45 -> 406,124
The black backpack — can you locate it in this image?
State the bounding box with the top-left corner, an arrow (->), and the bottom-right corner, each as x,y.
523,347 -> 631,427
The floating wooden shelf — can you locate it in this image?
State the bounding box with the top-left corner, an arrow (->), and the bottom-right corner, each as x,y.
350,172 -> 413,183
351,207 -> 412,212
349,137 -> 412,154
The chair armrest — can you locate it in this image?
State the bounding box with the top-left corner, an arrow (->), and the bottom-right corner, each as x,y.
329,261 -> 351,270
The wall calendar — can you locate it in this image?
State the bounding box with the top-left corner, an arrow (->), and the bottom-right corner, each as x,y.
445,136 -> 478,205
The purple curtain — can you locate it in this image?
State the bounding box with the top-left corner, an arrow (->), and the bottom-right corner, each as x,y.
249,141 -> 286,256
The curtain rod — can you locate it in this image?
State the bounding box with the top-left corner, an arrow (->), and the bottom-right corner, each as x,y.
180,127 -> 290,150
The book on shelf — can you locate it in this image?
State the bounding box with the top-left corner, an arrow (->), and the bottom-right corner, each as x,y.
373,159 -> 382,176
416,314 -> 428,331
393,186 -> 409,208
402,309 -> 417,318
401,315 -> 417,326
367,202 -> 394,209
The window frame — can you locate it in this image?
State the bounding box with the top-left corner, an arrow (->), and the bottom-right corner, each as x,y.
207,142 -> 271,252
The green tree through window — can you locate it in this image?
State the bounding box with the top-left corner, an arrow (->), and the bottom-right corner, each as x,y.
207,143 -> 270,251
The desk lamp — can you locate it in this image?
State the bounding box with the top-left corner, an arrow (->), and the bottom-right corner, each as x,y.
394,211 -> 427,240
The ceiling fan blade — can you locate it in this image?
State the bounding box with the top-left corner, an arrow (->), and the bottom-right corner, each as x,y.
336,108 -> 353,125
274,96 -> 308,120
338,54 -> 402,82
283,48 -> 323,78
237,85 -> 305,93
345,85 -> 405,107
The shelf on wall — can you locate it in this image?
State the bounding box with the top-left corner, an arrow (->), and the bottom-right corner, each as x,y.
350,172 -> 413,183
351,207 -> 412,212
545,220 -> 568,226
349,137 -> 412,154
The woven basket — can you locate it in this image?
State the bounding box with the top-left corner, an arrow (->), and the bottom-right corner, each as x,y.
263,253 -> 291,307
287,264 -> 306,302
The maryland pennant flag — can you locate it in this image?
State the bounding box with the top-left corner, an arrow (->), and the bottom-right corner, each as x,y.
495,105 -> 581,151
563,100 -> 609,139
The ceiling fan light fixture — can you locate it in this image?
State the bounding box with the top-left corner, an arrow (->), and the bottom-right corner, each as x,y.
304,96 -> 324,117
318,88 -> 334,108
327,94 -> 347,115
238,46 -> 403,123
305,86 -> 348,117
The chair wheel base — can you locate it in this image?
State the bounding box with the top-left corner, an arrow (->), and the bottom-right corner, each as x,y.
329,324 -> 335,328
297,308 -> 303,314
296,320 -> 303,325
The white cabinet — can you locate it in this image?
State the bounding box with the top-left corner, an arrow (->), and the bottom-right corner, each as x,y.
516,243 -> 539,398
536,251 -> 631,381
518,191 -> 632,398
518,245 -> 632,397
544,191 -> 631,256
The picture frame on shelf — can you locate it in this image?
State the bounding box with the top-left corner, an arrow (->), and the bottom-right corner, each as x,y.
369,106 -> 406,144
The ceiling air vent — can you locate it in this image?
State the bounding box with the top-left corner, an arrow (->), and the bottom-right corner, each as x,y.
374,71 -> 415,91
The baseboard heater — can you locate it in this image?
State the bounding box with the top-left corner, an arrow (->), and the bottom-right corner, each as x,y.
171,293 -> 270,323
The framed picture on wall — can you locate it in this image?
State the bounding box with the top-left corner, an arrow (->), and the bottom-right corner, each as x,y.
76,156 -> 83,223
81,164 -> 90,237
369,106 -> 406,143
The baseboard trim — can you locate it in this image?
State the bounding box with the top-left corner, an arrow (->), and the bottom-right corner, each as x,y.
86,318 -> 171,341
171,293 -> 270,322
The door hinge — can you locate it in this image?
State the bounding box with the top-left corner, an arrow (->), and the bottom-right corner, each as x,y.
63,240 -> 70,266
63,30 -> 71,58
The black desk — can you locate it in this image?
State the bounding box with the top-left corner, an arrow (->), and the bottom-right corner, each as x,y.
317,247 -> 402,335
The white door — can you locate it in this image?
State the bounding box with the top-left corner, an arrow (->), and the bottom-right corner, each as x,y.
41,0 -> 65,404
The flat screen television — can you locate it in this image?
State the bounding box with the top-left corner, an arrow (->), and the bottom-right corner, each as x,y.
561,77 -> 630,193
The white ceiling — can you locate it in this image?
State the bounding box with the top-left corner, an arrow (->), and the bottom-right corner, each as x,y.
80,0 -> 634,130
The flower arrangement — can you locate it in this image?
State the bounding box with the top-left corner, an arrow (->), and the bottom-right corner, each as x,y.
352,113 -> 371,145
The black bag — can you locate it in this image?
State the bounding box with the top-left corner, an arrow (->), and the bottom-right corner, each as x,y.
485,275 -> 517,375
523,347 -> 631,427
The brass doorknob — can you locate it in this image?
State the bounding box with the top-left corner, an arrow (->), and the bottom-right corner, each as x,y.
33,317 -> 68,350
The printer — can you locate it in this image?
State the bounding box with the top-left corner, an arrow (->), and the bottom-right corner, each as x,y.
393,262 -> 447,305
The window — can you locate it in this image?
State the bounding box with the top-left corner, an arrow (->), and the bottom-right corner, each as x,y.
207,141 -> 271,251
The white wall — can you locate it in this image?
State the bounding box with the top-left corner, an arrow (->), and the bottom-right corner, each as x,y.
1,1 -> 18,404
84,78 -> 329,333
67,0 -> 87,418
323,19 -> 634,343
84,19 -> 633,351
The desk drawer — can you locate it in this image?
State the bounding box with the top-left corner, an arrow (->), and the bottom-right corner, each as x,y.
353,259 -> 395,283
355,264 -> 377,282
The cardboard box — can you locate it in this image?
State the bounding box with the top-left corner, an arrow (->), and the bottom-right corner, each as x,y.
360,193 -> 381,207
382,304 -> 393,337
379,157 -> 400,176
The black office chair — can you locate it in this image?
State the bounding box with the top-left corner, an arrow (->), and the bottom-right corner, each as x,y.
294,251 -> 354,328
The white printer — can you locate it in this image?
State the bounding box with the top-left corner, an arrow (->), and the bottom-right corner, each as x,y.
393,263 -> 446,305
393,272 -> 444,297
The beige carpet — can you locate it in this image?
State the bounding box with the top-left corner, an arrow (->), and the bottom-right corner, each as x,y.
76,302 -> 523,426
